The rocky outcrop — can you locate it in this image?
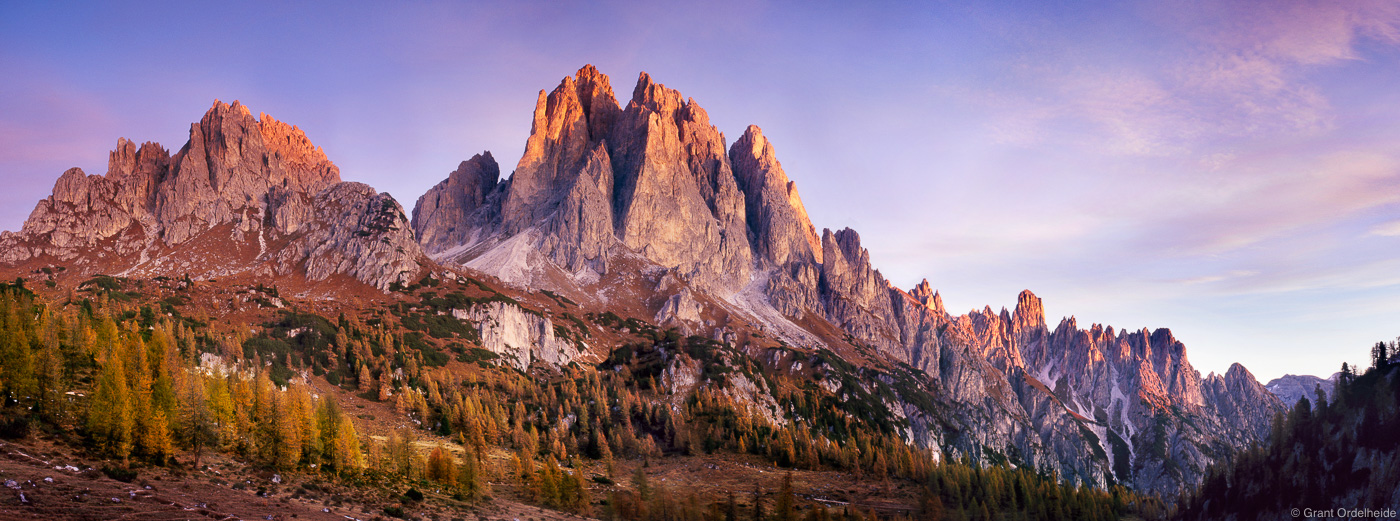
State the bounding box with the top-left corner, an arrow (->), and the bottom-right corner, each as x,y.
655,287 -> 703,333
537,143 -> 617,275
270,183 -> 422,289
453,301 -> 580,371
0,101 -> 425,289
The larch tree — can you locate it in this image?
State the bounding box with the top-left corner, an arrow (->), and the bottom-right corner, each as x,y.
429,444 -> 458,486
88,354 -> 134,462
331,415 -> 364,476
274,391 -> 303,470
179,372 -> 218,467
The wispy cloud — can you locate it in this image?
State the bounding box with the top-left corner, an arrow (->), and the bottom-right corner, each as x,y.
1174,270 -> 1260,286
1367,220 -> 1400,237
971,0 -> 1400,156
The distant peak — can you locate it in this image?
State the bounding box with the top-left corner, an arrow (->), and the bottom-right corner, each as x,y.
1013,289 -> 1045,329
911,278 -> 933,297
907,279 -> 945,315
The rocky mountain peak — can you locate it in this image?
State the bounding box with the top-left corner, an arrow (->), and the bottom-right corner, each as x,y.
419,66 -> 754,292
156,100 -> 342,245
629,71 -> 682,114
413,152 -> 501,254
572,64 -> 620,141
407,67 -> 1284,496
2,100 -> 423,290
1012,289 -> 1045,331
502,70 -> 603,233
909,279 -> 946,316
609,70 -> 753,291
731,125 -> 822,267
1265,373 -> 1339,406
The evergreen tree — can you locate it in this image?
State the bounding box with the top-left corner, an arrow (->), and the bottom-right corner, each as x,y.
88,354 -> 133,462
0,295 -> 35,409
299,390 -> 321,466
566,466 -> 592,515
32,310 -> 64,422
144,408 -> 174,465
460,445 -> 489,501
274,392 -> 302,470
538,456 -> 561,507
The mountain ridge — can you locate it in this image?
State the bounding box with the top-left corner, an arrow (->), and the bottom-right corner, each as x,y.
409,65 -> 1285,496
0,66 -> 1286,498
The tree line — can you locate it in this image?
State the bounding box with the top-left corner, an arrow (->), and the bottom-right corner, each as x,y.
1177,341 -> 1400,520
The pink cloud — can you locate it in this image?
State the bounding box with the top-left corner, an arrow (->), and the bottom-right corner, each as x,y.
970,0 -> 1400,157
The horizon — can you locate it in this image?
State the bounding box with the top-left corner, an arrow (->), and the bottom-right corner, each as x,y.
4,1 -> 1399,382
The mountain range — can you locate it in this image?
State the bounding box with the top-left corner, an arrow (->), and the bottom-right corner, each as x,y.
0,65 -> 1295,497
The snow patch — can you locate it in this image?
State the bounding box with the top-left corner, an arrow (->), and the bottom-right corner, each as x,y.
1108,370 -> 1136,465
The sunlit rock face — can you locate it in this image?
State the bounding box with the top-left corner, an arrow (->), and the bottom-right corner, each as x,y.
1,101 -> 425,289
414,65 -> 755,293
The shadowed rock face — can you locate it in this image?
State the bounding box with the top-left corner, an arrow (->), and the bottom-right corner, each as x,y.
1,101 -> 424,289
408,65 -> 1286,496
412,152 -> 501,254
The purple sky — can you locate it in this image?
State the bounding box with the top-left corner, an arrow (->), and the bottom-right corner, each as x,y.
3,1 -> 1399,381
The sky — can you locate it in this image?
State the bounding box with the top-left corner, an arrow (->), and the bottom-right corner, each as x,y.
3,0 -> 1399,382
